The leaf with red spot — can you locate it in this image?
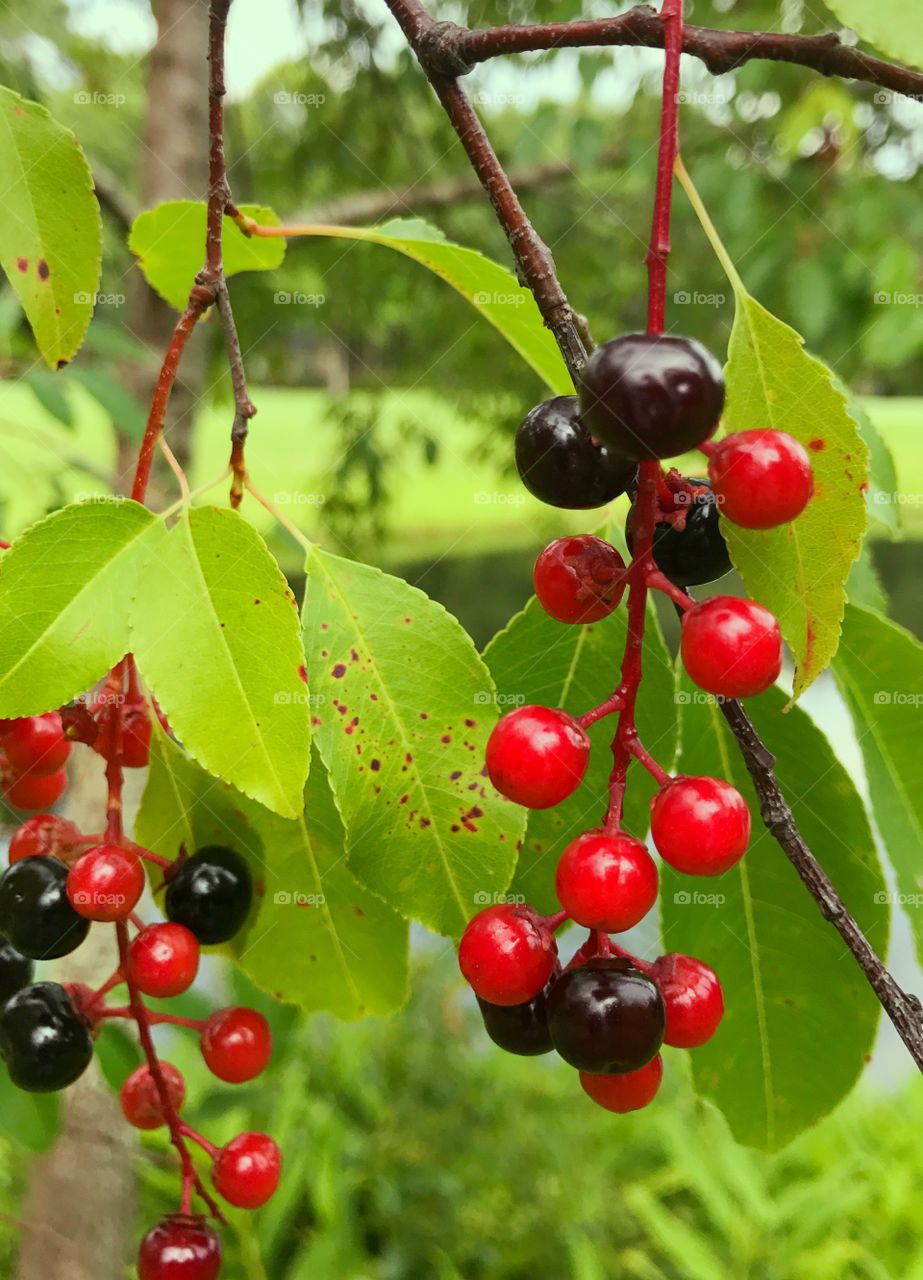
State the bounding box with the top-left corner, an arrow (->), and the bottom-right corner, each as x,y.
0,87 -> 101,367
302,546 -> 524,937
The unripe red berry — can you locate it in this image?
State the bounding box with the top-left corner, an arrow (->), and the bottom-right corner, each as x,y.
708,429 -> 813,529
201,1006 -> 272,1083
3,768 -> 67,811
8,814 -> 81,864
212,1132 -> 281,1209
533,535 -> 627,625
138,1213 -> 221,1280
120,1061 -> 186,1129
579,1053 -> 663,1113
1,714 -> 70,776
458,904 -> 557,1006
66,843 -> 145,922
555,831 -> 658,933
650,953 -> 724,1048
486,705 -> 590,809
680,596 -> 782,698
650,775 -> 750,875
127,923 -> 200,999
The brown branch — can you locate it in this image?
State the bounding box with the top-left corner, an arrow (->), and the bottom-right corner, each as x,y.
384,0 -> 588,382
216,281 -> 256,508
423,4 -> 923,103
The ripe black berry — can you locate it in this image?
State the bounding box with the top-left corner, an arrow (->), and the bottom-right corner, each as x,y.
0,934 -> 34,1004
477,979 -> 555,1056
626,477 -> 731,586
165,845 -> 253,945
546,956 -> 665,1074
515,396 -> 636,509
0,981 -> 93,1092
0,856 -> 90,960
577,334 -> 724,460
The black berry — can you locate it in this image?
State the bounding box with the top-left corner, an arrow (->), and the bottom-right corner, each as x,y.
0,934 -> 34,1005
627,477 -> 731,586
515,395 -> 636,509
165,845 -> 253,945
0,981 -> 93,1092
477,979 -> 555,1056
0,856 -> 90,960
577,334 -> 724,460
545,956 -> 665,1074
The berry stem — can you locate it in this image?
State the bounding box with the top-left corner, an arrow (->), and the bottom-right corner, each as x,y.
645,568 -> 694,610
645,0 -> 684,334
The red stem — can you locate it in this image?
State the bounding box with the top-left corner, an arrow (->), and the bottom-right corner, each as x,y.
645,0 -> 684,333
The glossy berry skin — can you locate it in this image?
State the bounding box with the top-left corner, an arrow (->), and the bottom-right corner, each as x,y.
212,1132 -> 282,1209
579,1054 -> 663,1113
486,706 -> 590,810
546,957 -> 665,1074
165,845 -> 253,945
650,775 -> 751,876
201,1006 -> 272,1083
708,429 -> 813,529
1,714 -> 71,776
0,856 -> 90,960
0,982 -> 93,1092
515,395 -> 637,509
121,1062 -> 186,1130
138,1214 -> 221,1280
533,535 -> 627,624
8,813 -> 81,865
626,478 -> 731,586
0,933 -> 34,1003
476,979 -> 555,1056
555,831 -> 658,933
681,596 -> 782,698
67,843 -> 145,922
651,953 -> 724,1048
127,923 -> 200,999
3,768 -> 67,811
577,334 -> 725,461
458,904 -> 557,1006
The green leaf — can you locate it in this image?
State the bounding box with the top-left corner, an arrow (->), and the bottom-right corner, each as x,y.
0,1069 -> 61,1151
0,499 -> 157,716
660,677 -> 887,1151
129,201 -> 286,310
24,368 -> 74,427
242,750 -> 409,1018
269,217 -> 570,395
850,394 -> 900,537
833,604 -> 923,965
680,165 -> 868,697
0,87 -> 101,367
303,546 -> 524,936
131,506 -> 310,819
70,367 -> 146,441
824,1 -> 923,71
484,597 -> 677,913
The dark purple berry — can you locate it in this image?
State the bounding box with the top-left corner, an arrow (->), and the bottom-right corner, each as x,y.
0,981 -> 93,1092
545,956 -> 664,1074
515,396 -> 636,508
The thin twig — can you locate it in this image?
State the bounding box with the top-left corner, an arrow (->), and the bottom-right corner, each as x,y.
215,282 -> 256,508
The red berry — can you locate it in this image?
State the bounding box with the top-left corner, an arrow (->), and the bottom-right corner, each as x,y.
120,1061 -> 186,1130
458,904 -> 557,1006
680,596 -> 782,698
579,1054 -> 663,1113
650,775 -> 750,875
486,705 -> 590,809
8,814 -> 81,864
708,429 -> 813,529
3,768 -> 68,811
138,1213 -> 221,1280
651,953 -> 724,1048
66,843 -> 145,922
533,535 -> 627,625
212,1132 -> 281,1209
555,831 -> 658,933
127,923 -> 200,999
201,1007 -> 272,1083
1,714 -> 70,776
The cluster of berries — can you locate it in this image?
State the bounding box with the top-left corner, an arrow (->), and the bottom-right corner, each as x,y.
0,706 -> 279,1278
460,333 -> 813,1112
